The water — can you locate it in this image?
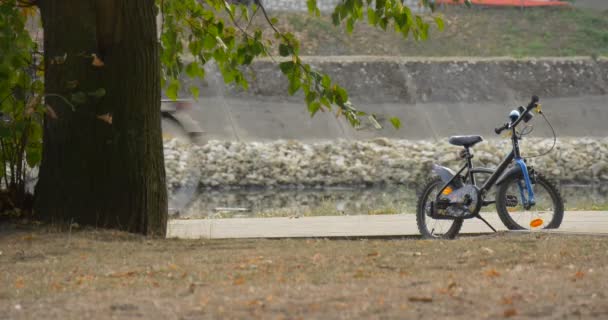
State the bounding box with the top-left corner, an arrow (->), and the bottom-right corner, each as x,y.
172,183 -> 608,219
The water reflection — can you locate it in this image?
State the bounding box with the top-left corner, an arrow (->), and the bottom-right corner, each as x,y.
172,183 -> 608,219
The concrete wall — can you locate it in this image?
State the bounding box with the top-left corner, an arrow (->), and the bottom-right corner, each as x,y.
174,57 -> 608,141
262,0 -> 421,12
195,57 -> 608,104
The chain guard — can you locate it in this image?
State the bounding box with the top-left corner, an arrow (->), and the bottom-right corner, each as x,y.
429,185 -> 481,219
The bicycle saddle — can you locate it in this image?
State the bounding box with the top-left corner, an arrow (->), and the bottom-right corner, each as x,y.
448,135 -> 483,147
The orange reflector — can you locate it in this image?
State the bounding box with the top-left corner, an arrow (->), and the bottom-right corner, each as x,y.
530,219 -> 544,228
442,186 -> 453,195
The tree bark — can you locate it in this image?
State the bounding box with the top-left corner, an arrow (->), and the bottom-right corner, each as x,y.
36,0 -> 167,236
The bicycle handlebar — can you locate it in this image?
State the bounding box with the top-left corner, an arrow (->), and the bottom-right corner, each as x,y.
495,96 -> 539,135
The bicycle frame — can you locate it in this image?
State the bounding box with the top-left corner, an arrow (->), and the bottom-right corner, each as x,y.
435,126 -> 536,208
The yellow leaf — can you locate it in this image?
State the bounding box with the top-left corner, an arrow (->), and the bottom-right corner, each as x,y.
408,296 -> 433,303
485,269 -> 501,277
15,277 -> 25,289
97,113 -> 113,124
573,271 -> 585,280
504,308 -> 518,317
233,276 -> 246,285
19,6 -> 37,18
92,54 -> 105,67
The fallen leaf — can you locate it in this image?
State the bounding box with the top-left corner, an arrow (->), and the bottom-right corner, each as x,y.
247,299 -> 264,307
108,271 -> 138,278
233,276 -> 246,285
485,269 -> 500,278
97,113 -> 112,124
504,308 -> 518,317
408,296 -> 433,303
367,251 -> 380,257
573,271 -> 585,280
92,54 -> 105,67
168,263 -> 179,271
15,277 -> 25,289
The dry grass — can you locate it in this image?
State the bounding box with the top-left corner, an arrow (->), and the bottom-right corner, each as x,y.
270,7 -> 608,57
1,225 -> 608,319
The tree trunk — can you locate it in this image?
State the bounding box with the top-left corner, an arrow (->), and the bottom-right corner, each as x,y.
36,0 -> 167,236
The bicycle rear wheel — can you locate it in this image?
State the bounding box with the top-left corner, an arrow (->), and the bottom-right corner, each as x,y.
416,177 -> 463,239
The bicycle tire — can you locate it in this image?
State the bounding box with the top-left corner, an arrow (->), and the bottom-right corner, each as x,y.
495,172 -> 564,230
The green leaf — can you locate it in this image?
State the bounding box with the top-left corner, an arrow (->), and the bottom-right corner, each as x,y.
321,75 -> 331,89
367,8 -> 376,25
166,79 -> 179,100
434,16 -> 445,32
25,144 -> 42,167
189,85 -> 200,100
335,86 -> 348,103
308,101 -> 321,117
279,43 -> 291,57
202,34 -> 217,50
185,62 -> 205,78
0,126 -> 10,138
70,92 -> 87,105
346,18 -> 355,34
87,88 -> 106,98
288,76 -> 301,95
390,117 -> 401,129
306,0 -> 317,15
279,61 -> 295,74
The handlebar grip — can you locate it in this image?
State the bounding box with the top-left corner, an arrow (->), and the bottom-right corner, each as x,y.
526,95 -> 539,111
495,123 -> 508,135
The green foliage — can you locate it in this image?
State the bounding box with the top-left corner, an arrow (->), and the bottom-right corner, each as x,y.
0,0 -> 44,204
158,0 -> 440,129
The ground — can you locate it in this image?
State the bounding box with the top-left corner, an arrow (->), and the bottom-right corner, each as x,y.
1,226 -> 607,319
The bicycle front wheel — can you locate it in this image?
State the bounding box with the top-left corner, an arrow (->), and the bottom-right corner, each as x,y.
495,172 -> 564,230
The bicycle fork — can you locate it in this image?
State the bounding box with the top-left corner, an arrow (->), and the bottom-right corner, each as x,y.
515,158 -> 536,209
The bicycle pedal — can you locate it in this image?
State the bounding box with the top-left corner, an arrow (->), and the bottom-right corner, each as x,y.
505,195 -> 518,207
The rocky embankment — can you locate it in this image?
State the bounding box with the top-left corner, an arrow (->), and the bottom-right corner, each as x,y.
164,137 -> 608,190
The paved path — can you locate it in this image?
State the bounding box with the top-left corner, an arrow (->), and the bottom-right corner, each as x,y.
167,211 -> 608,239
